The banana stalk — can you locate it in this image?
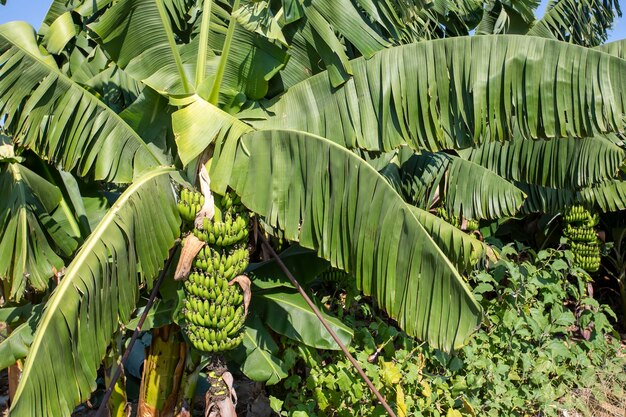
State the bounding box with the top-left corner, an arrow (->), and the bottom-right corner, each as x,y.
137,325 -> 186,417
175,350 -> 202,417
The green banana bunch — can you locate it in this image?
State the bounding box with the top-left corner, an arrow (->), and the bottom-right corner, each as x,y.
177,188 -> 250,354
466,219 -> 479,232
563,224 -> 597,242
192,244 -> 249,282
563,205 -> 601,272
193,214 -> 249,246
320,268 -> 351,286
563,205 -> 599,226
177,188 -> 205,223
436,207 -> 460,228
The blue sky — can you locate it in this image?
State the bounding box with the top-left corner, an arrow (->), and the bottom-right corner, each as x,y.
0,0 -> 625,42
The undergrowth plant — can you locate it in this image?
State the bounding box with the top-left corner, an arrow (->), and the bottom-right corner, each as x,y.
268,246 -> 626,417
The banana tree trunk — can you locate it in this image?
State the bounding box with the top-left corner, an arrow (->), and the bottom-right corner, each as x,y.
6,325 -> 20,404
175,350 -> 201,417
138,325 -> 186,417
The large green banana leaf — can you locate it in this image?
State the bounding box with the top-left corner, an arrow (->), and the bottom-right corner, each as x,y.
41,0 -> 113,27
398,152 -> 526,220
269,0 -> 483,92
224,129 -> 481,351
245,36 -> 626,152
172,96 -> 490,275
0,161 -> 78,301
90,0 -> 289,102
409,207 -> 496,270
595,39 -> 626,59
254,290 -> 353,350
0,22 -> 164,183
528,0 -> 621,47
0,304 -> 43,370
462,134 -> 626,189
0,321 -> 34,370
10,168 -> 180,417
89,0 -> 194,95
475,0 -> 538,35
519,179 -> 626,214
236,313 -> 289,385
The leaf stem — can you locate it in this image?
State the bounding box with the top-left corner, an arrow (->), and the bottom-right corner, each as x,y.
155,0 -> 191,94
207,0 -> 240,105
195,0 -> 213,88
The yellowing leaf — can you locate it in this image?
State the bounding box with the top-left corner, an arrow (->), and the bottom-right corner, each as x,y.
380,361 -> 402,386
446,409 -> 463,417
396,385 -> 407,417
460,396 -> 477,417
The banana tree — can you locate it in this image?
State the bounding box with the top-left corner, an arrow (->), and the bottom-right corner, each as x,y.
1,0 -> 626,416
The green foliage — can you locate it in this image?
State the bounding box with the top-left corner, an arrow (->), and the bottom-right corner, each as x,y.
1,1 -> 626,414
268,247 -> 626,417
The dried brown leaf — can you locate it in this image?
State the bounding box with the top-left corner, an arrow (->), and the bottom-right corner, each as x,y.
229,275 -> 252,316
174,234 -> 205,281
195,165 -> 215,229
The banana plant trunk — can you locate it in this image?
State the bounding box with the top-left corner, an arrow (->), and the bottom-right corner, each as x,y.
175,350 -> 201,417
6,325 -> 20,404
138,325 -> 186,417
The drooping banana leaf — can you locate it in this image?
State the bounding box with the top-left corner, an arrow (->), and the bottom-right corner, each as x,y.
89,0 -> 194,95
91,0 -> 289,101
234,313 -> 288,385
225,129 -> 482,351
244,36 -> 626,152
595,39 -> 626,59
41,11 -> 76,54
0,22 -> 165,183
409,207 -> 497,270
0,304 -> 43,371
528,0 -> 621,47
41,0 -> 114,29
476,0 -> 539,35
0,162 -> 77,301
519,179 -> 626,214
254,290 -> 353,350
462,134 -> 626,189
10,168 -> 180,417
399,152 -> 526,220
0,321 -> 35,371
